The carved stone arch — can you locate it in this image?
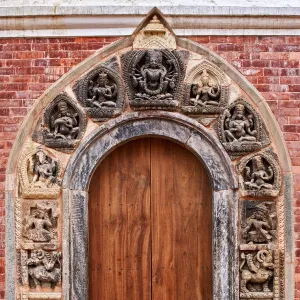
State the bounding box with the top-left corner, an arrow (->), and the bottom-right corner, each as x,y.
5,7 -> 294,300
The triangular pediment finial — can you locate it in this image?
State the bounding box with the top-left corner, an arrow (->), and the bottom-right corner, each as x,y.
133,7 -> 176,49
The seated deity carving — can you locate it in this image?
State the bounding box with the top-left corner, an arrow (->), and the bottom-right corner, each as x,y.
23,204 -> 58,243
242,202 -> 276,244
73,57 -> 125,122
86,71 -> 117,108
240,250 -> 274,295
27,250 -> 61,288
190,70 -> 221,107
224,104 -> 257,143
122,49 -> 186,110
19,147 -> 61,198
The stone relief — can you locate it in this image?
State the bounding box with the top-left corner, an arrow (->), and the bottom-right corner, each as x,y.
26,250 -> 62,289
73,57 -> 125,122
182,60 -> 229,116
241,201 -> 276,245
133,15 -> 176,49
19,147 -> 62,199
21,201 -> 59,250
238,150 -> 282,197
33,93 -> 87,153
240,249 -> 274,298
122,49 -> 187,110
218,98 -> 270,157
19,293 -> 61,300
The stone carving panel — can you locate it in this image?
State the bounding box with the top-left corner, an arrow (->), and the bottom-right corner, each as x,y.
73,57 -> 125,122
218,98 -> 270,157
238,150 -> 282,197
122,49 -> 187,110
241,201 -> 276,245
22,249 -> 62,289
33,93 -> 87,153
19,293 -> 61,300
19,147 -> 62,199
182,60 -> 229,115
240,249 -> 275,299
21,200 -> 59,250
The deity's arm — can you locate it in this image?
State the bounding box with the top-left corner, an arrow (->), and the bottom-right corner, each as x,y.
244,120 -> 256,136
261,167 -> 274,181
208,85 -> 221,98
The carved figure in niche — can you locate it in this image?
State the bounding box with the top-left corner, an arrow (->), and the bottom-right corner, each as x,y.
218,99 -> 269,157
23,204 -> 58,243
87,71 -> 117,108
240,250 -> 274,293
242,202 -> 276,244
239,151 -> 281,197
33,93 -> 86,152
73,57 -> 125,122
132,49 -> 176,101
122,49 -> 187,110
224,104 -> 257,143
19,146 -> 62,199
47,100 -> 79,140
27,250 -> 61,288
190,70 -> 220,107
244,156 -> 273,191
30,148 -> 60,189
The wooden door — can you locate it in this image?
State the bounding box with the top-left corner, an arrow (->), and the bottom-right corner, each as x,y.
89,138 -> 212,300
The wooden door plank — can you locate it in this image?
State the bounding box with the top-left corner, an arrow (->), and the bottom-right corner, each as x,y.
89,139 -> 151,300
151,139 -> 212,300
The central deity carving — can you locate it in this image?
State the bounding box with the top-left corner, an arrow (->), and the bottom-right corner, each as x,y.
132,49 -> 176,101
122,49 -> 186,109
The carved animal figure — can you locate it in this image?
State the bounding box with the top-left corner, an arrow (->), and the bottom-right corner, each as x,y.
27,250 -> 61,288
224,104 -> 257,143
190,70 -> 220,107
240,250 -> 274,293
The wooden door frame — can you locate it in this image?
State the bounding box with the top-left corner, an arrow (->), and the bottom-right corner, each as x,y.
62,111 -> 238,300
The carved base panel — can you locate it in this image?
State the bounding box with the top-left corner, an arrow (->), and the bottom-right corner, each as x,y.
181,106 -> 225,115
19,292 -> 61,300
223,142 -> 262,156
21,188 -> 61,199
129,99 -> 178,110
241,189 -> 280,198
43,139 -> 80,153
240,292 -> 273,299
85,107 -> 122,122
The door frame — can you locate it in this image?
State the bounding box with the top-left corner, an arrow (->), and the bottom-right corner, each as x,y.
62,111 -> 238,300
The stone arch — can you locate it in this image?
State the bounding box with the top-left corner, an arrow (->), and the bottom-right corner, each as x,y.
5,7 -> 294,300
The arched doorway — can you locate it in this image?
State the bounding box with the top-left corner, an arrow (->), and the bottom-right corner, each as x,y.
89,138 -> 212,299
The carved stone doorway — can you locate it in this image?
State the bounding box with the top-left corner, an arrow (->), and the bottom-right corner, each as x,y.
88,138 -> 213,299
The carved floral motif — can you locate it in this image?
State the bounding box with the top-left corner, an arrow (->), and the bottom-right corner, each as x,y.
122,49 -> 187,110
240,249 -> 274,298
73,57 -> 125,122
33,93 -> 86,152
218,98 -> 270,157
182,60 -> 229,115
238,151 -> 282,197
19,147 -> 62,199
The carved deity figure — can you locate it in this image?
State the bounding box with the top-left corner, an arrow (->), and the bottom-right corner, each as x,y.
87,71 -> 117,108
242,202 -> 276,244
190,70 -> 220,106
240,250 -> 274,293
29,149 -> 59,189
224,104 -> 257,143
22,205 -> 57,243
48,101 -> 79,140
132,49 -> 177,100
27,250 -> 61,288
244,156 -> 274,191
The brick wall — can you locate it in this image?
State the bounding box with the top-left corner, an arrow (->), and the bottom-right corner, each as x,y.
0,36 -> 299,299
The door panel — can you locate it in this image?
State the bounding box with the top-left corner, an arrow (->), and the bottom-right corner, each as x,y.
89,138 -> 212,300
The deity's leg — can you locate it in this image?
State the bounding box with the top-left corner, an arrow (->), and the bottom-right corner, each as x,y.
224,130 -> 236,142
